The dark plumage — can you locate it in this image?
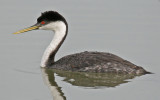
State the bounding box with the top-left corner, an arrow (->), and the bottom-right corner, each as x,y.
50,51 -> 149,75
37,11 -> 67,25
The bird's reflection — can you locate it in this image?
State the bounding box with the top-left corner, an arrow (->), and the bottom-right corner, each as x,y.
41,68 -> 143,100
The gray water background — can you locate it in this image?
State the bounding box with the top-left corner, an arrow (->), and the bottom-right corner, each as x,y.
0,0 -> 160,100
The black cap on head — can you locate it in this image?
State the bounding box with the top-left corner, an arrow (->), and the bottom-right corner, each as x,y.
37,11 -> 67,24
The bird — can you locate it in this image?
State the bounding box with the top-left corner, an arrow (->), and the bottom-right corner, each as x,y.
13,11 -> 150,75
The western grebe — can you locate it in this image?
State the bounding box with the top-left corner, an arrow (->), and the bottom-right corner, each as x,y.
13,11 -> 150,74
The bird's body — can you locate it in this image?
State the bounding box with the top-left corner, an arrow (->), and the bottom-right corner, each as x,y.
50,51 -> 147,74
13,11 -> 150,75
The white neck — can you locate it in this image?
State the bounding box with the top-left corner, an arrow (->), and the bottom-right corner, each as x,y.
40,21 -> 67,67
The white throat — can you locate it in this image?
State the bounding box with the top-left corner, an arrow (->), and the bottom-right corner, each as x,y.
40,21 -> 67,67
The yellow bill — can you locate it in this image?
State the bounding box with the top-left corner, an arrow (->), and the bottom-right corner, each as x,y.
13,25 -> 40,34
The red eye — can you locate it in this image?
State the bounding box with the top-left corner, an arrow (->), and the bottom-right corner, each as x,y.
41,21 -> 45,24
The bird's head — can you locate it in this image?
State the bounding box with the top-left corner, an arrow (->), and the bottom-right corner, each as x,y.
13,11 -> 67,34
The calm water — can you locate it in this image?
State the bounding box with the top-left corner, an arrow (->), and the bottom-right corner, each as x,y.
0,0 -> 160,100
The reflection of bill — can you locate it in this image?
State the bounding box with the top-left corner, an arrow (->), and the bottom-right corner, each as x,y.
41,68 -> 145,100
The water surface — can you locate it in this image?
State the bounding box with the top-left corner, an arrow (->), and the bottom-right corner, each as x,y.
0,0 -> 160,100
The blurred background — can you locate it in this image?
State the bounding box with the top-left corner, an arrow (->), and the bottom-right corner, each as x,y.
0,0 -> 160,100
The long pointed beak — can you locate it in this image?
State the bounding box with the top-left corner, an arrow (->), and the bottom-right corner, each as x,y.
13,24 -> 40,34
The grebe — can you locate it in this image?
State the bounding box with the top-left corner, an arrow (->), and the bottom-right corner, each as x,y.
13,11 -> 150,74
